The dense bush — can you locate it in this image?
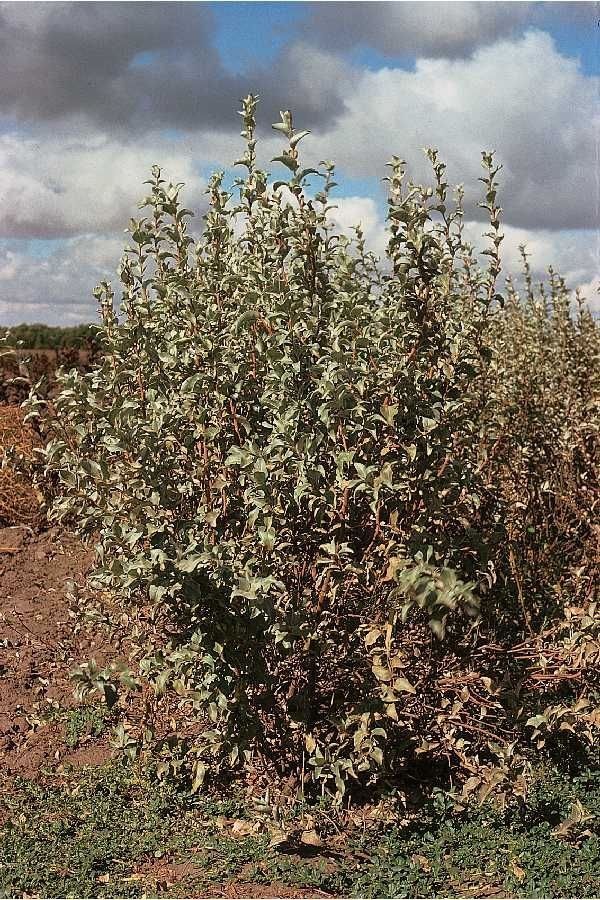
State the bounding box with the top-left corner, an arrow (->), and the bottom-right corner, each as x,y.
481,261 -> 598,625
25,96 -> 599,802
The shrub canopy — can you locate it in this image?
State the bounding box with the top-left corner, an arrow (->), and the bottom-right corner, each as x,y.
27,96 -> 599,802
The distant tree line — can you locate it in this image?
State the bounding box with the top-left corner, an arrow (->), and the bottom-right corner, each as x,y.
2,323 -> 99,350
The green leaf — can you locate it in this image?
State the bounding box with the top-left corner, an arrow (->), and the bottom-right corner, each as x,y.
289,130 -> 311,149
177,554 -> 203,573
271,154 -> 298,173
428,618 -> 446,640
191,762 -> 207,793
370,747 -> 384,766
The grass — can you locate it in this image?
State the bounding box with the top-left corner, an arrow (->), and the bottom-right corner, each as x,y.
0,761 -> 598,898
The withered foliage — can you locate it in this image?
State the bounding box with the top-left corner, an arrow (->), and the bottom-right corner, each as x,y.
0,405 -> 42,527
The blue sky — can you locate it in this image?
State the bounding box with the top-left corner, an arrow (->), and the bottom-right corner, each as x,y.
0,1 -> 598,324
210,1 -> 600,76
211,1 -> 309,73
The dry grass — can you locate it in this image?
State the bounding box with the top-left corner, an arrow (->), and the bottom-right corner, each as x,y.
0,405 -> 42,527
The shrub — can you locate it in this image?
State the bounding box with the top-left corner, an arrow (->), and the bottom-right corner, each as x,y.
2,323 -> 98,351
27,96 -> 599,801
481,260 -> 599,627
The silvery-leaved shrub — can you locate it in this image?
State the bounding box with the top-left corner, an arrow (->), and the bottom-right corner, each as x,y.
29,95 -> 574,801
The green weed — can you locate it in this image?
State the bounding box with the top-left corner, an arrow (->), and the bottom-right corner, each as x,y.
0,763 -> 597,898
64,705 -> 109,749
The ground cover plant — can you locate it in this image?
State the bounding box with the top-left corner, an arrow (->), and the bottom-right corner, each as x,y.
1,759 -> 599,898
0,526 -> 597,898
17,95 -> 600,815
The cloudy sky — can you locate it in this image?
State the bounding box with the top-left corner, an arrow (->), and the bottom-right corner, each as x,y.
0,0 -> 598,324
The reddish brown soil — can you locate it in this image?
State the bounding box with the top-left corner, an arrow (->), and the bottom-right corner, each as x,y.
205,884 -> 332,898
135,858 -> 333,899
0,349 -> 93,404
0,525 -> 115,778
0,406 -> 43,528
0,524 -> 337,898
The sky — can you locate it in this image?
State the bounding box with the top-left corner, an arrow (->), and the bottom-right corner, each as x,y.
0,0 -> 598,325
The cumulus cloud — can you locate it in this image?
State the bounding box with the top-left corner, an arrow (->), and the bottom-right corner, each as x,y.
0,2 -> 596,324
2,199 -> 596,327
303,1 -> 533,59
0,235 -> 123,325
302,31 -> 598,230
301,2 -> 597,62
327,196 -> 389,258
484,224 -> 600,292
0,130 -> 208,238
0,2 -> 237,130
575,277 -> 600,312
328,199 -> 599,311
1,7 -> 595,236
0,2 -> 351,134
466,222 -> 600,311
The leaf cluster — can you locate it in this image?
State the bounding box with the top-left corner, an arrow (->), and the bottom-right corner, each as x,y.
25,96 -> 599,803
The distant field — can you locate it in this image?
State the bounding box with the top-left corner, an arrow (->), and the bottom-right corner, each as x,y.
0,348 -> 93,403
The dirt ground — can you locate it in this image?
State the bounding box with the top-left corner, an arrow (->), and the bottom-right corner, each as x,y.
0,349 -> 92,405
0,524 -> 113,778
0,525 -> 334,899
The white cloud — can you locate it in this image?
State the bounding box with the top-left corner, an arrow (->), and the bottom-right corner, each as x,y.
327,196 -> 388,257
575,277 -> 600,312
0,235 -> 123,325
465,222 -> 600,312
1,21 -> 597,324
305,1 -> 532,59
328,198 -> 600,312
487,224 -> 599,292
0,130 -> 208,239
1,30 -> 595,240
2,199 -> 596,327
302,31 -> 598,230
0,251 -> 17,281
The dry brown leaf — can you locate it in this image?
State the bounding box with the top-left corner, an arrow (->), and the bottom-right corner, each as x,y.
411,853 -> 431,872
300,828 -> 322,847
268,826 -> 290,848
510,859 -> 525,881
231,818 -> 257,837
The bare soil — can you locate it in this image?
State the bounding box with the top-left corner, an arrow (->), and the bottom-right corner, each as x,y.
0,349 -> 92,404
205,885 -> 332,898
0,525 -> 114,778
0,526 -> 333,899
135,858 -> 332,899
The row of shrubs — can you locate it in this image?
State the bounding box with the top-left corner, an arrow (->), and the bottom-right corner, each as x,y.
14,96 -> 599,804
2,323 -> 99,350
